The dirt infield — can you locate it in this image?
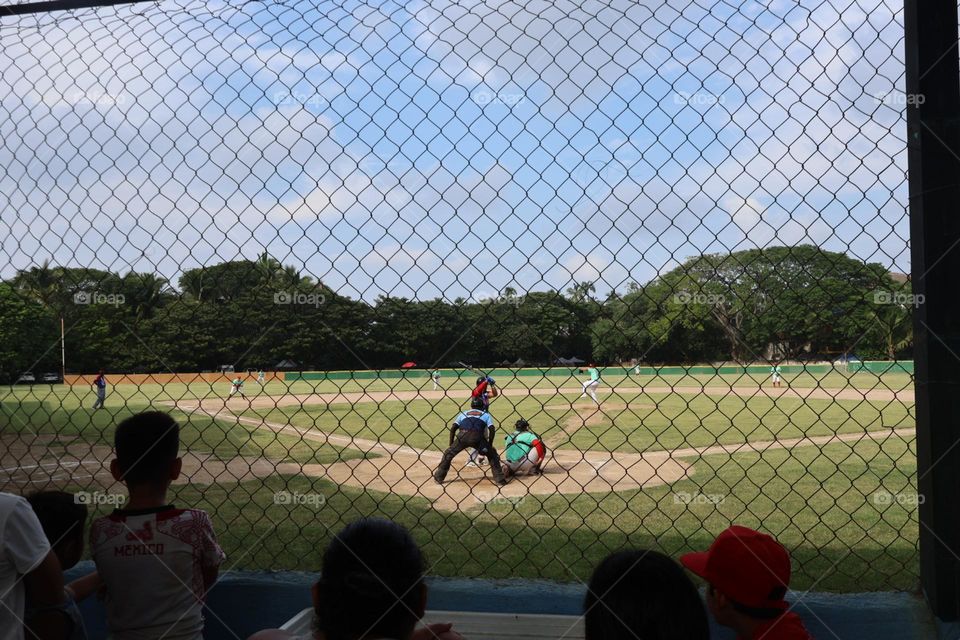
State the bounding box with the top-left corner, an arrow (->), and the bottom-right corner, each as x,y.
4,383 -> 914,514
170,390 -> 915,513
173,400 -> 694,512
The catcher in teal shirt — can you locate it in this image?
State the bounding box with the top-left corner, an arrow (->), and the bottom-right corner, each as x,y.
503,419 -> 546,477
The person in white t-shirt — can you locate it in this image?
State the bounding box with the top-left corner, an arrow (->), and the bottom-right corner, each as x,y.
90,411 -> 225,640
1,491 -> 67,640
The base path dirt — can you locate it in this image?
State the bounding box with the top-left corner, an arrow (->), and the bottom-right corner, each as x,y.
1,434 -> 307,495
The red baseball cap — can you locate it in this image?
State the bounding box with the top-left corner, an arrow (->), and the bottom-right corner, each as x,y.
680,525 -> 791,610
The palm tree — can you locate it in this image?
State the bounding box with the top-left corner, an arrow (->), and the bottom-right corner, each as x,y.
12,260 -> 65,309
13,260 -> 69,376
123,272 -> 172,325
566,280 -> 596,303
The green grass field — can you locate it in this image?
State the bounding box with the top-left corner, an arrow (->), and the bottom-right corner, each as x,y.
0,369 -> 919,592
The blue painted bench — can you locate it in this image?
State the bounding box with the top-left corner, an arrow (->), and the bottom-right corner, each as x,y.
65,563 -> 939,639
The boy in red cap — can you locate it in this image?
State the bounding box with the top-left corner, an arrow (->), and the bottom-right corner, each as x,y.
680,525 -> 813,639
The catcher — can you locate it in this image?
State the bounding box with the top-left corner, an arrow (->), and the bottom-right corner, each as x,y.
433,397 -> 507,486
503,419 -> 546,478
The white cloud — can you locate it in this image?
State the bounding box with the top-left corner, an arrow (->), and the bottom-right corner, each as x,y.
725,196 -> 764,232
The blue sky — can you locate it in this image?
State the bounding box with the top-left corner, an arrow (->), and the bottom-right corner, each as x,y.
0,0 -> 909,301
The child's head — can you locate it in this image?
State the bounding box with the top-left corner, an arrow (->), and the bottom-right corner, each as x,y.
110,411 -> 182,488
313,518 -> 426,640
584,549 -> 709,640
26,491 -> 87,570
680,525 -> 791,627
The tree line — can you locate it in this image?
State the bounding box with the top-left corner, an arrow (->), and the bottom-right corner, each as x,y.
0,246 -> 913,380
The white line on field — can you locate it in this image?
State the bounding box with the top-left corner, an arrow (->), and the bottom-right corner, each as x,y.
0,460 -> 99,473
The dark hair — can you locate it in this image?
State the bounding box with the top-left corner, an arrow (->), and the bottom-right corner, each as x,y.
470,396 -> 485,410
584,549 -> 709,640
114,411 -> 180,485
515,419 -> 530,431
26,490 -> 87,550
315,518 -> 425,640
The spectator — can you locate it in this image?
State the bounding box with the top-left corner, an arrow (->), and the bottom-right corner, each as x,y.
248,518 -> 462,640
680,525 -> 813,639
90,411 -> 225,640
26,491 -> 100,640
584,549 -> 709,640
1,491 -> 67,640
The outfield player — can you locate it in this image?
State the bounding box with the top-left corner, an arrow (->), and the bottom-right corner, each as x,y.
432,369 -> 441,391
770,363 -> 783,388
503,419 -> 546,478
434,397 -> 507,486
257,369 -> 266,385
92,370 -> 107,410
579,363 -> 601,405
229,376 -> 245,398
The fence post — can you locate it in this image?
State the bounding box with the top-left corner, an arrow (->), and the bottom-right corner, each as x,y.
905,0 -> 960,625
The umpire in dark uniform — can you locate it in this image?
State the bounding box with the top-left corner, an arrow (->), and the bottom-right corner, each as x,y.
433,396 -> 508,486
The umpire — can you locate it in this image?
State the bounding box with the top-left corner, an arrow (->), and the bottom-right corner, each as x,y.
434,396 -> 508,486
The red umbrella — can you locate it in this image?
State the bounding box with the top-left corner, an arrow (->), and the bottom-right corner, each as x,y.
401,361 -> 417,368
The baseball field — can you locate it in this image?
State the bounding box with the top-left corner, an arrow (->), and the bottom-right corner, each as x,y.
0,367 -> 918,592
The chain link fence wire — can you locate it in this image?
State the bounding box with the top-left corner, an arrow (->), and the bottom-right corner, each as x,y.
0,0 -> 920,592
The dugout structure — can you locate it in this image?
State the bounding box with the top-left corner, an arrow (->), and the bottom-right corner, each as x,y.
0,0 -> 958,630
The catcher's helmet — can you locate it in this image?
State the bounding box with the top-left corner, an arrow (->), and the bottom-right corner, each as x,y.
515,418 -> 530,430
470,396 -> 485,410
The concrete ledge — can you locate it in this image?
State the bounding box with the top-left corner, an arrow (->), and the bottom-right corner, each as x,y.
65,564 -> 937,640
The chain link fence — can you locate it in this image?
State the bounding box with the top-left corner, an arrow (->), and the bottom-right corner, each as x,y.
0,0 -> 919,592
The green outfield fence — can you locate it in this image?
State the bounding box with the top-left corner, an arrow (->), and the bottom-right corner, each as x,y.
286,362 -> 916,381
847,361 -> 915,375
2,0 -> 943,610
